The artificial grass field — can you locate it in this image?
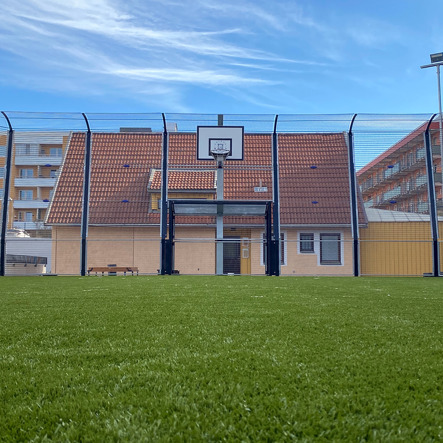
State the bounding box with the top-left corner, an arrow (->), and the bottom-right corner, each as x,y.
0,276 -> 442,441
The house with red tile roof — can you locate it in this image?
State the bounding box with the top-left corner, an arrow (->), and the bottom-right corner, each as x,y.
46,131 -> 366,275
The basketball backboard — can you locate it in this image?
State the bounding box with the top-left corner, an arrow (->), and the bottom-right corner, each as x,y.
197,126 -> 244,161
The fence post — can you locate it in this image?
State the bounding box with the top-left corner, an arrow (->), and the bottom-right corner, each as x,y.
160,113 -> 169,275
347,114 -> 360,276
271,115 -> 280,276
80,113 -> 92,276
0,112 -> 13,276
424,114 -> 440,277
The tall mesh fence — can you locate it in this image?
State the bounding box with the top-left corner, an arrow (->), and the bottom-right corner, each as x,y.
353,114 -> 440,276
0,112 -> 441,276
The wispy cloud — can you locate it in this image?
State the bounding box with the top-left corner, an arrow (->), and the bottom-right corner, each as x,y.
0,0 -> 331,112
0,0 -> 415,113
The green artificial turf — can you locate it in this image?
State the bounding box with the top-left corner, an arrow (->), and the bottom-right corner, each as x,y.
0,276 -> 442,441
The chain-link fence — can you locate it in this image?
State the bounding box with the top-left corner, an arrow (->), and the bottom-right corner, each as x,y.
0,112 -> 441,276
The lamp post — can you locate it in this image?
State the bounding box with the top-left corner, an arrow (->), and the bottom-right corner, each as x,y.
421,52 -> 443,202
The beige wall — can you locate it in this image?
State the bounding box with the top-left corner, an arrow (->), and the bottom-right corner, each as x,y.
52,226 -> 160,275
51,226 -> 81,274
52,225 -> 216,275
251,227 -> 353,276
51,225 -> 354,276
174,226 -> 216,274
283,229 -> 353,275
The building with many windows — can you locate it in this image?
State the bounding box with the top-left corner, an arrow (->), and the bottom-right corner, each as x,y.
8,132 -> 69,236
357,122 -> 442,214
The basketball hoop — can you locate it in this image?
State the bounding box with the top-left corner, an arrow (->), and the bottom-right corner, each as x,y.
209,138 -> 231,166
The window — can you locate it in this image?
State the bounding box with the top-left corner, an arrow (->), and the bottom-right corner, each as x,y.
299,233 -> 314,253
20,169 -> 33,178
416,147 -> 425,160
50,147 -> 62,157
280,233 -> 286,265
50,169 -> 57,178
25,212 -> 33,222
19,190 -> 33,200
15,143 -> 35,155
320,234 -> 341,265
0,167 -> 4,178
261,232 -> 286,266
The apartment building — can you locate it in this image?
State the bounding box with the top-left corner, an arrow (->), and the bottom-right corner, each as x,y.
357,123 -> 442,214
9,132 -> 69,237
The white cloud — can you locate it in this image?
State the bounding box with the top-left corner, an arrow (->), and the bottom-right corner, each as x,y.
0,0 -> 414,113
110,67 -> 273,86
0,0 -> 321,111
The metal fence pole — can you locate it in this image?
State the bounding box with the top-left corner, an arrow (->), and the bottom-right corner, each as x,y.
0,112 -> 13,276
80,113 -> 92,276
347,114 -> 360,276
160,113 -> 169,274
271,114 -> 280,276
424,114 -> 440,276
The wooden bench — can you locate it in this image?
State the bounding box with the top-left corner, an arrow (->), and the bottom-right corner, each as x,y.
87,266 -> 139,276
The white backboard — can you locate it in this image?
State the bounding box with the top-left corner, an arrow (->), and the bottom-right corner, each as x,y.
197,126 -> 244,161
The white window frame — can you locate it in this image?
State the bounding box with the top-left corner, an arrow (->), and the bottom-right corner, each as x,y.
319,233 -> 341,265
299,232 -> 315,253
20,168 -> 34,178
50,147 -> 62,157
297,231 -> 344,266
19,190 -> 33,200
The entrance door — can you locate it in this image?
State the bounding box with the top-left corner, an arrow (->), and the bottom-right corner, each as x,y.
223,236 -> 240,274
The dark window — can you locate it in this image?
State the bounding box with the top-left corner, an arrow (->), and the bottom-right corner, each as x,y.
320,234 -> 341,265
280,233 -> 285,265
262,232 -> 286,265
300,233 -> 314,253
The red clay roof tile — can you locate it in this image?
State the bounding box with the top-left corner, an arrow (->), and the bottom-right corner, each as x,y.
47,132 -> 363,226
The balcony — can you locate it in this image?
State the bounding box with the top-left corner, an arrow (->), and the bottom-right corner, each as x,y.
381,186 -> 402,203
417,202 -> 429,213
13,199 -> 50,209
14,177 -> 57,187
13,221 -> 51,231
432,145 -> 442,156
15,153 -> 63,166
359,147 -> 442,195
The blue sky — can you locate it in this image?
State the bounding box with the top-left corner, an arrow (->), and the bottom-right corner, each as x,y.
0,0 -> 442,115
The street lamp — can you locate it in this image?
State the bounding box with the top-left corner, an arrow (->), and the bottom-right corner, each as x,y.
421,52 -> 443,201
